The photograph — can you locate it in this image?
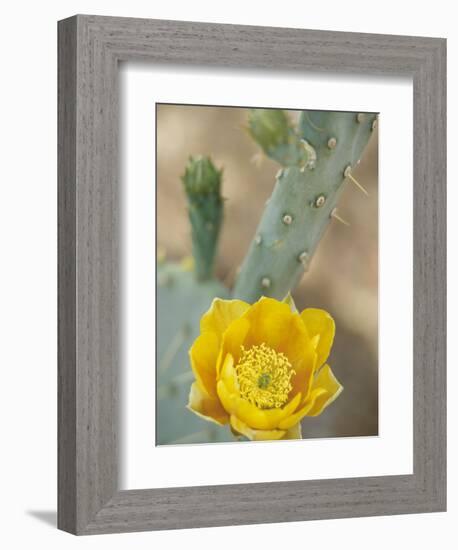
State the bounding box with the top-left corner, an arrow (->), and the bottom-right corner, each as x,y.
156,104 -> 379,445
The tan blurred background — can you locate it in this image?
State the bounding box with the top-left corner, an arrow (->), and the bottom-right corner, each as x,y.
157,104 -> 378,439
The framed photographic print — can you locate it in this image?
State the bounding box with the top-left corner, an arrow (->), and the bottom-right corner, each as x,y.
58,15 -> 446,534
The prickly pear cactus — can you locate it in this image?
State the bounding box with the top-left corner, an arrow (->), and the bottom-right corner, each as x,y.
234,109 -> 377,303
157,113 -> 376,445
156,156 -> 232,445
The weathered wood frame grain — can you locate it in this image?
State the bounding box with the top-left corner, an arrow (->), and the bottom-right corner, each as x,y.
58,14 -> 446,535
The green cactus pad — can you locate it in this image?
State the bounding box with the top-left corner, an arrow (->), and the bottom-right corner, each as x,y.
234,110 -> 377,303
156,261 -> 232,445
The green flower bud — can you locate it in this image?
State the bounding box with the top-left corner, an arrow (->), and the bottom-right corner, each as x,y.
248,109 -> 291,154
180,155 -> 224,281
181,155 -> 222,195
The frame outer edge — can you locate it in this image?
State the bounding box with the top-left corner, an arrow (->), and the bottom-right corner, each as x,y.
438,38 -> 447,512
57,15 -> 78,534
425,38 -> 447,510
412,38 -> 447,513
57,14 -> 447,534
78,15 -> 120,533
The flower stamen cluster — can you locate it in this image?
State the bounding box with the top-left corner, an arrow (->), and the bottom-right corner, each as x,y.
235,343 -> 295,409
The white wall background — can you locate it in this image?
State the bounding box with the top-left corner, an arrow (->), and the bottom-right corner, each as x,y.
0,1 -> 454,548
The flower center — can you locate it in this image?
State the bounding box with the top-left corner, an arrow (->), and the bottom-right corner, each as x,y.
235,343 -> 295,409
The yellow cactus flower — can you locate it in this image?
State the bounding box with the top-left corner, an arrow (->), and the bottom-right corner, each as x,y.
187,296 -> 343,441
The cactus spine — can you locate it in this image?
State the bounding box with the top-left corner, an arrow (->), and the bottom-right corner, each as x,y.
233,109 -> 377,303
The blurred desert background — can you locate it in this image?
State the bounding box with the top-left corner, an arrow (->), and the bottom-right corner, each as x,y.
157,103 -> 378,439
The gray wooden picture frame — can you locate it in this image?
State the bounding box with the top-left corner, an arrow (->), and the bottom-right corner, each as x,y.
58,14 -> 446,535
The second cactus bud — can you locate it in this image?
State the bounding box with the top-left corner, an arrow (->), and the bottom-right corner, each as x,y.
181,155 -> 224,281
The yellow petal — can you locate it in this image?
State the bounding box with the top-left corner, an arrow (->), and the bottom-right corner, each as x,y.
300,308 -> 335,367
242,296 -> 294,350
217,379 -> 302,430
278,365 -> 343,428
217,316 -> 251,372
230,415 -> 286,441
200,298 -> 250,337
187,382 -> 229,425
234,390 -> 302,431
282,423 -> 302,440
275,312 -> 316,400
219,353 -> 239,394
289,346 -> 317,403
306,364 -> 343,416
189,331 -> 220,397
216,379 -> 238,416
276,312 -> 312,362
277,387 -> 327,429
